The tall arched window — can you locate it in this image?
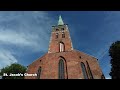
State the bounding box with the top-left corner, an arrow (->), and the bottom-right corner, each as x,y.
86,61 -> 93,79
81,62 -> 88,79
37,66 -> 41,79
59,42 -> 65,52
59,59 -> 65,79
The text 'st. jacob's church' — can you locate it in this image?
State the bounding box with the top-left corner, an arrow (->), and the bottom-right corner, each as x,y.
25,16 -> 105,79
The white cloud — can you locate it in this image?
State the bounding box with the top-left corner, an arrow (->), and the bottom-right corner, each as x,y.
0,49 -> 17,69
0,29 -> 48,51
0,11 -> 55,69
0,11 -> 54,52
0,30 -> 32,46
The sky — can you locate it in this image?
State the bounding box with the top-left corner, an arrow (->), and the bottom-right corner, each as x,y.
0,11 -> 120,79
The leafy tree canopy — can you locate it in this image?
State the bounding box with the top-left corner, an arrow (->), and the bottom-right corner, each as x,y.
109,41 -> 120,79
0,63 -> 27,79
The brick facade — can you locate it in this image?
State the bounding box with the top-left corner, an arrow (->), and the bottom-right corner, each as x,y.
25,16 -> 105,79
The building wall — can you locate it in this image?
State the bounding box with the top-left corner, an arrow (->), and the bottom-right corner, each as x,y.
25,50 -> 103,79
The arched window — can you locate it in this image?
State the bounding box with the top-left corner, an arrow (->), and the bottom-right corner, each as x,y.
62,32 -> 65,38
81,62 -> 88,79
56,33 -> 58,39
59,59 -> 65,79
37,66 -> 41,79
86,61 -> 93,79
59,42 -> 65,52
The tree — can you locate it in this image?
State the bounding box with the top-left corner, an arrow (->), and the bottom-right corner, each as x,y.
0,63 -> 27,79
109,41 -> 120,79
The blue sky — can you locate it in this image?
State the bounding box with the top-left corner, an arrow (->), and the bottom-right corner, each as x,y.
0,11 -> 120,79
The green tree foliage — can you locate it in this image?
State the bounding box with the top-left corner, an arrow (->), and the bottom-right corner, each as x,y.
109,41 -> 120,79
0,63 -> 27,79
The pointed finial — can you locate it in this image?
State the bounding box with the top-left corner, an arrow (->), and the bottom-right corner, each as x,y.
58,15 -> 64,25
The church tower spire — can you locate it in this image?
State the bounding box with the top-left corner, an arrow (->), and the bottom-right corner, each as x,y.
58,15 -> 64,25
48,15 -> 73,53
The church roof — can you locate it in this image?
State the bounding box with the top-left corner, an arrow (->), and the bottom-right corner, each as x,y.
58,15 -> 64,25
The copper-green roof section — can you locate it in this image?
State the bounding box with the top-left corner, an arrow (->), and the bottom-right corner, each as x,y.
58,15 -> 64,25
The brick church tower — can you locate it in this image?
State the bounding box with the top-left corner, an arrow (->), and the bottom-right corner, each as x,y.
25,16 -> 105,79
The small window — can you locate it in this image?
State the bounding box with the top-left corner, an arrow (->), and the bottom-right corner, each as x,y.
79,56 -> 81,59
61,28 -> 64,30
40,60 -> 41,62
56,33 -> 58,38
62,32 -> 65,38
56,29 -> 59,31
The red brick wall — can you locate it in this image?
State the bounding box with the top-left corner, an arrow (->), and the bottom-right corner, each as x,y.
25,50 -> 103,79
48,25 -> 73,53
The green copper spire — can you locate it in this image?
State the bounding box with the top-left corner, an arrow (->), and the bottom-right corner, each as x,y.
58,15 -> 64,25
